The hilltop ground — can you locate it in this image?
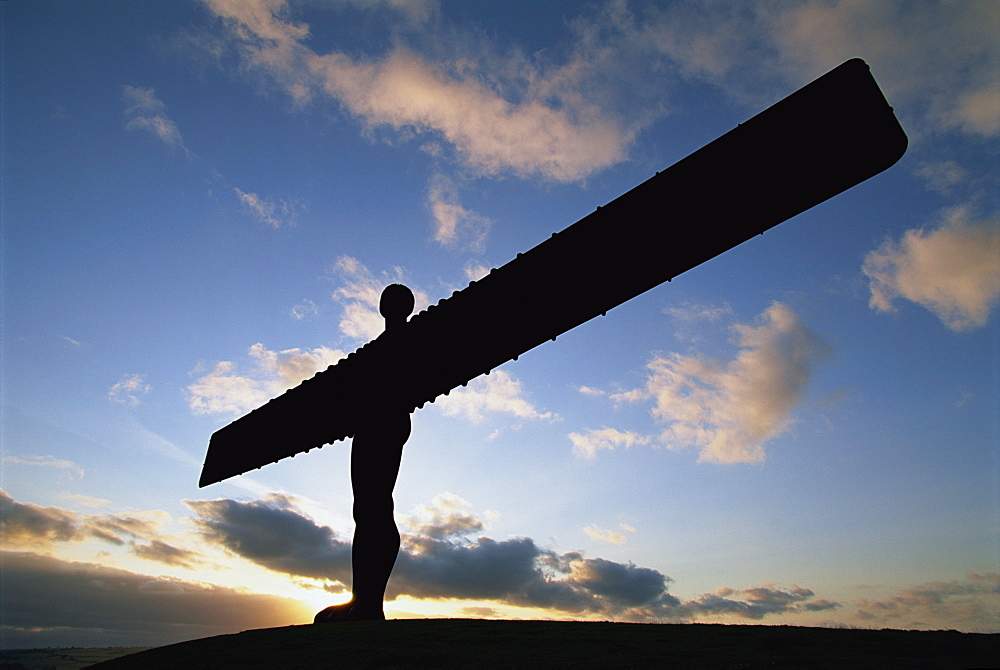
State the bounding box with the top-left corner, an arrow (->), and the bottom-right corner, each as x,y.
48,619 -> 999,669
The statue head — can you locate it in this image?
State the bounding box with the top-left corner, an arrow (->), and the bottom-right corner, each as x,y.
379,283 -> 414,331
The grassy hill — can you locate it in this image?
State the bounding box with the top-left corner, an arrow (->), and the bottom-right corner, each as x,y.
75,619 -> 998,669
0,647 -> 153,670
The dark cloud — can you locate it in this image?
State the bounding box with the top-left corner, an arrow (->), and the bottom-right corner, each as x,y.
185,494 -> 353,583
673,585 -> 832,620
1,490 -> 84,545
1,490 -> 206,569
2,489 -> 155,547
800,599 -> 841,612
566,557 -> 669,607
186,495 -> 678,616
184,494 -> 849,621
132,539 -> 203,569
4,490 -> 843,632
0,551 -> 310,649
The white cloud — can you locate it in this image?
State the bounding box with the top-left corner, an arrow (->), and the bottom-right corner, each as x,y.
463,262 -> 491,282
187,343 -> 345,415
434,370 -> 555,423
197,0 -> 998,207
187,360 -> 268,416
608,388 -> 646,404
107,373 -> 151,406
648,302 -> 829,464
864,207 -> 1000,331
399,492 -> 489,544
331,256 -> 390,340
569,427 -> 651,460
577,303 -> 828,464
122,86 -> 188,152
427,173 -> 491,251
329,255 -> 430,341
311,47 -> 632,181
233,187 -> 302,229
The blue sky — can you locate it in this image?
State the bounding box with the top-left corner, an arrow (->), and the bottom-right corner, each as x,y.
2,0 -> 998,648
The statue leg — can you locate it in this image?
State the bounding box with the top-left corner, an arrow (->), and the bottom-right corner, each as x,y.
315,409 -> 410,623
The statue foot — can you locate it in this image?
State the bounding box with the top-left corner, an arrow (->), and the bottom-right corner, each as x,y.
314,601 -> 385,623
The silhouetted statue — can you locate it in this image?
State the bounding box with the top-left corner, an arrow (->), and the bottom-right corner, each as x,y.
314,284 -> 414,622
198,59 -> 907,623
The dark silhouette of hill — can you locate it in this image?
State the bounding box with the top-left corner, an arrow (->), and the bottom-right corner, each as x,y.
84,619 -> 997,669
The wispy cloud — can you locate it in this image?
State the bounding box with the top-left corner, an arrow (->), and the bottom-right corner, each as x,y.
59,335 -> 84,349
633,1 -> 999,139
1,455 -> 84,480
427,173 -> 491,251
122,85 -> 189,153
58,493 -> 112,510
198,0 -> 637,182
913,161 -> 969,197
107,373 -> 151,406
852,573 -> 1000,633
290,298 -> 319,320
195,1 -> 998,191
770,1 -> 999,138
664,302 -> 733,324
187,343 -> 345,415
864,207 -> 1000,331
192,0 -> 996,267
233,187 -> 302,229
